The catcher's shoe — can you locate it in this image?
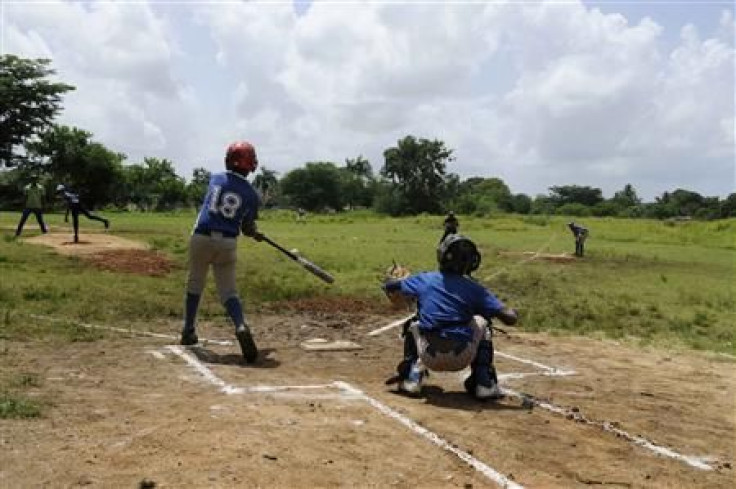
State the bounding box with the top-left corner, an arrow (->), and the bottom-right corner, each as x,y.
236,324 -> 258,363
399,363 -> 424,396
180,330 -> 198,346
475,382 -> 504,401
464,373 -> 504,401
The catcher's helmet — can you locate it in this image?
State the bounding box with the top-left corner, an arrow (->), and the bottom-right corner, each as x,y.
225,141 -> 258,173
437,234 -> 481,275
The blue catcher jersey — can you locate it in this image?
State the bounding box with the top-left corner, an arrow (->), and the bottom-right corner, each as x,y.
194,171 -> 259,237
399,271 -> 505,342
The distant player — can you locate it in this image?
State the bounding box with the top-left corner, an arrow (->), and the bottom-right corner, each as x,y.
440,211 -> 459,243
180,141 -> 263,363
568,221 -> 589,257
56,184 -> 110,243
383,234 -> 518,400
296,207 -> 307,223
15,176 -> 48,237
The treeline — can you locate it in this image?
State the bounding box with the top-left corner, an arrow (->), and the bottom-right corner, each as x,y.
2,55 -> 734,219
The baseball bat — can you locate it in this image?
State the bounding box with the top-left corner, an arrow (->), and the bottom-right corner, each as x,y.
261,235 -> 335,284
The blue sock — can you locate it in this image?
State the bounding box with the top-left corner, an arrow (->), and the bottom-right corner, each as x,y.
224,297 -> 245,329
183,293 -> 201,333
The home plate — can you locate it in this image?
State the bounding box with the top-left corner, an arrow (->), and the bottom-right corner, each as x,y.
300,338 -> 363,351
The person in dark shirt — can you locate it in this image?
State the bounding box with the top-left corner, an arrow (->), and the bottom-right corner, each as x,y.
56,184 -> 109,243
440,211 -> 459,243
568,221 -> 589,257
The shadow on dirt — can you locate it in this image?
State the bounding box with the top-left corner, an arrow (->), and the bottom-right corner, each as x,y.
388,385 -> 528,412
191,347 -> 281,369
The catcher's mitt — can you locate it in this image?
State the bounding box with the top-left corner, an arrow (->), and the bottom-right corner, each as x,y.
383,261 -> 414,310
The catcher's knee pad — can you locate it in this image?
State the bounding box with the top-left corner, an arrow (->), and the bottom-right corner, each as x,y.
471,339 -> 497,386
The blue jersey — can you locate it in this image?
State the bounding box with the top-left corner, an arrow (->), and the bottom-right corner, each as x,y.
194,171 -> 259,237
398,271 -> 505,342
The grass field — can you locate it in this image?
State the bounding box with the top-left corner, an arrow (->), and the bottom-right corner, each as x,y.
1,210 -> 734,357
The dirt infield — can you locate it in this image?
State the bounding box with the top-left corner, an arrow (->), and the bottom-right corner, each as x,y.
22,232 -> 174,276
1,311 -> 734,488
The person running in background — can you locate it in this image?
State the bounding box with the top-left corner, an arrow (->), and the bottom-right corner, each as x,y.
568,221 -> 589,257
15,176 -> 47,237
440,211 -> 459,243
56,184 -> 109,243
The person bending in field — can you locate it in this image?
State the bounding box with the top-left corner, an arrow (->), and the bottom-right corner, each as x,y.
15,175 -> 48,237
440,211 -> 459,243
56,184 -> 109,243
568,221 -> 589,257
180,141 -> 263,364
383,234 -> 518,400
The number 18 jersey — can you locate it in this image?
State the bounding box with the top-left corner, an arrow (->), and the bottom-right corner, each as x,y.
194,171 -> 260,237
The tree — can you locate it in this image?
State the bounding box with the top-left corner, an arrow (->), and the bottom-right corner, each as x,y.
121,157 -> 187,210
510,193 -> 532,214
611,183 -> 641,208
345,155 -> 373,180
280,162 -> 344,211
185,167 -> 211,208
380,135 -> 455,215
548,185 -> 604,208
457,177 -> 513,213
253,166 -> 280,207
0,55 -> 74,167
720,193 -> 736,218
27,125 -> 124,207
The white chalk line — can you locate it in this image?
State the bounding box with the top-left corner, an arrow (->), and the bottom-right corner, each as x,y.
367,315 -> 411,337
495,350 -> 570,373
30,314 -> 233,346
365,317 -> 719,469
502,387 -> 716,471
166,346 -> 344,397
164,345 -> 522,488
334,381 -> 524,489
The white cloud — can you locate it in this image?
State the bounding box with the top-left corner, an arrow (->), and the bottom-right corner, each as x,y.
4,0 -> 733,198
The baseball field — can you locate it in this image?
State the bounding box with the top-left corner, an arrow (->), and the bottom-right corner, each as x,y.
1,211 -> 734,488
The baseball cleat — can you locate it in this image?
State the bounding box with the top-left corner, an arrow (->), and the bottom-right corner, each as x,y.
180,330 -> 198,346
398,363 -> 424,396
236,324 -> 258,363
475,382 -> 504,401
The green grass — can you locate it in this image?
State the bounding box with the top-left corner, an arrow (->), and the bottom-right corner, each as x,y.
0,371 -> 45,419
0,393 -> 43,419
0,210 -> 734,354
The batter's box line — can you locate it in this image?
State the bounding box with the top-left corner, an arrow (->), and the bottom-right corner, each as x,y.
164,345 -> 523,489
164,345 -> 721,475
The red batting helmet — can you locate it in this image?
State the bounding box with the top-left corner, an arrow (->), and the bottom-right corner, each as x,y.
225,141 -> 258,173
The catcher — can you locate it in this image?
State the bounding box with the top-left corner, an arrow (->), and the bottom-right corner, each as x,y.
383,234 -> 518,400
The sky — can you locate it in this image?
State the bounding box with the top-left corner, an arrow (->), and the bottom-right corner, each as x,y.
2,0 -> 734,201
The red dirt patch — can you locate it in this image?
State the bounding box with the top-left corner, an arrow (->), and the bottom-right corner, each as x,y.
85,249 -> 175,277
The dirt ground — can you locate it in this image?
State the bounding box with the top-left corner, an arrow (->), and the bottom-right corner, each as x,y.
23,232 -> 174,276
2,235 -> 735,488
